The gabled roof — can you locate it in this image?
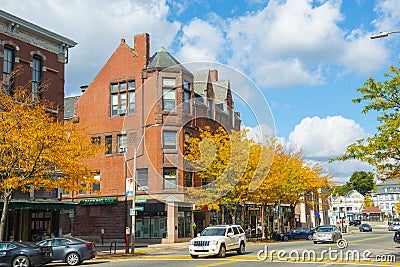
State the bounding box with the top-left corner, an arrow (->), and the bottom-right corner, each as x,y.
345,189 -> 364,198
362,206 -> 381,213
213,80 -> 229,103
64,96 -> 79,120
192,69 -> 209,104
147,47 -> 191,75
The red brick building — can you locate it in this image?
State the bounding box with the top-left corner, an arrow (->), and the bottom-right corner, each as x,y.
64,33 -> 241,244
0,9 -> 76,241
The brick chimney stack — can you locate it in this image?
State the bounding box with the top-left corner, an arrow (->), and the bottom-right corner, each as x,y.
134,33 -> 150,69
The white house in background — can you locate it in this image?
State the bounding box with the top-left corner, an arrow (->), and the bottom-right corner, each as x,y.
371,179 -> 400,219
330,190 -> 364,225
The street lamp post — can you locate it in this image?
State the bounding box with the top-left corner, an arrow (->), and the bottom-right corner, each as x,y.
126,123 -> 161,254
370,29 -> 400,39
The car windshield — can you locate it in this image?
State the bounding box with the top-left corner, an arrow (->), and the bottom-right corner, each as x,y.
201,228 -> 226,236
317,227 -> 334,233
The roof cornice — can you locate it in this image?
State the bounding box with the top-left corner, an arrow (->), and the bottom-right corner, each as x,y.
0,9 -> 76,47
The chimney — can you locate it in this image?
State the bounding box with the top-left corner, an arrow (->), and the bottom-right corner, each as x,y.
209,69 -> 218,82
134,33 -> 150,68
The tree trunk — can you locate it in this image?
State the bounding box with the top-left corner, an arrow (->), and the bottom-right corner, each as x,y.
0,190 -> 13,241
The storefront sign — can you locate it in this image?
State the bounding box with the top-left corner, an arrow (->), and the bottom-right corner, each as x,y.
80,197 -> 117,205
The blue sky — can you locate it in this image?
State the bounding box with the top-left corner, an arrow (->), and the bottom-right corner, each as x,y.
2,0 -> 399,183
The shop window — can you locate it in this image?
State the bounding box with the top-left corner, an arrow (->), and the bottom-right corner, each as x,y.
178,207 -> 192,238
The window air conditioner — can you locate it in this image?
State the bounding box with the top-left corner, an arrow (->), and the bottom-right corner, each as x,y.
117,108 -> 126,115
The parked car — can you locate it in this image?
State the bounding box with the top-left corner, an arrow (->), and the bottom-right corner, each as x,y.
0,241 -> 53,267
37,237 -> 95,266
313,226 -> 342,244
393,229 -> 400,243
189,225 -> 246,258
388,222 -> 400,231
280,228 -> 315,241
349,219 -> 361,226
359,223 -> 372,232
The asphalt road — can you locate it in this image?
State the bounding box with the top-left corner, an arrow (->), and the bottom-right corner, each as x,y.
47,227 -> 400,267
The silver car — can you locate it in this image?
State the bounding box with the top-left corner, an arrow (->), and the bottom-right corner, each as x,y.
313,226 -> 342,244
37,237 -> 96,266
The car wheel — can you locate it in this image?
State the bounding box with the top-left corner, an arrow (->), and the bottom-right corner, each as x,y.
283,236 -> 289,241
313,241 -> 317,244
12,255 -> 30,267
237,242 -> 245,255
190,254 -> 199,258
218,244 -> 226,258
66,252 -> 81,266
307,235 -> 313,240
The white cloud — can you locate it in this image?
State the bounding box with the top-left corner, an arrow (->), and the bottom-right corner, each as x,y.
176,19 -> 225,63
243,124 -> 275,143
288,116 -> 368,158
373,0 -> 400,30
1,0 -> 181,96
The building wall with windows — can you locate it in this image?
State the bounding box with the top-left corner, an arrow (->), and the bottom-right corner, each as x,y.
0,9 -> 76,241
64,33 -> 241,244
372,179 -> 400,219
0,9 -> 76,122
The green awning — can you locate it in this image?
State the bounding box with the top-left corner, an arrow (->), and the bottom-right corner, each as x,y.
0,199 -> 78,210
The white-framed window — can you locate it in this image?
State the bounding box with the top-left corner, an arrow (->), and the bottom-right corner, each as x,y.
163,131 -> 177,149
183,89 -> 191,113
162,78 -> 176,111
32,55 -> 42,100
110,80 -> 135,116
117,134 -> 127,153
137,168 -> 148,190
163,168 -> 177,189
3,45 -> 14,93
92,171 -> 101,191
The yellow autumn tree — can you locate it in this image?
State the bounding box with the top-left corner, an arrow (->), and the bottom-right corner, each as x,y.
0,84 -> 103,240
254,139 -> 330,230
185,127 -> 274,224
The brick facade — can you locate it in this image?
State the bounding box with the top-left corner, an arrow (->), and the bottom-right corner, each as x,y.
66,33 -> 241,243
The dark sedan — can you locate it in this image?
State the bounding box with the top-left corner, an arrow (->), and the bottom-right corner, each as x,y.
359,223 -> 372,232
280,228 -> 315,241
0,241 -> 53,267
37,237 -> 95,266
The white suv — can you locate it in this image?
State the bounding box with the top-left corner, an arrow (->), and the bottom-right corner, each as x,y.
189,225 -> 246,258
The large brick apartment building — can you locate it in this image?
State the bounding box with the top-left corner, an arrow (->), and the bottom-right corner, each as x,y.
0,9 -> 76,241
63,33 -> 241,243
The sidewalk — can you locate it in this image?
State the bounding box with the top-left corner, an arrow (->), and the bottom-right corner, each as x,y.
95,241 -> 190,258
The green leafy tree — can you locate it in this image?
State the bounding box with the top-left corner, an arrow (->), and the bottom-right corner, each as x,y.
348,171 -> 375,195
335,65 -> 400,180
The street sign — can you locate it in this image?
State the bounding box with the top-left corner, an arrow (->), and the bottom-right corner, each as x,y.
135,206 -> 144,211
135,198 -> 147,203
129,209 -> 137,216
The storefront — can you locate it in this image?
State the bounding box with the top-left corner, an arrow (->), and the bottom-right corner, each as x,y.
0,199 -> 77,241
